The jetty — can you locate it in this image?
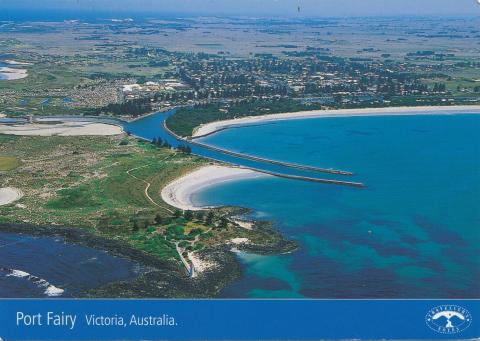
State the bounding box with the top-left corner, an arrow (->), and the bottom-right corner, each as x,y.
163,121 -> 355,176
255,169 -> 365,188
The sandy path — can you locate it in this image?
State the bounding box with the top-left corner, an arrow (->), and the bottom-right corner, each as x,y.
125,160 -> 173,214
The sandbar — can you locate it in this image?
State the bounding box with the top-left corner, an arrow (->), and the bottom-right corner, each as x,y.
0,121 -> 123,136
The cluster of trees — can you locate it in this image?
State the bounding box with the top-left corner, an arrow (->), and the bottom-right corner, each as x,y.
149,137 -> 192,154
95,97 -> 152,117
151,137 -> 171,149
176,209 -> 228,229
132,208 -> 226,232
432,83 -> 447,93
176,144 -> 192,154
166,97 -> 323,137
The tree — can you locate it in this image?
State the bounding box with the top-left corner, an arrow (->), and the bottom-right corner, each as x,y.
184,210 -> 194,221
219,217 -> 229,229
195,211 -> 205,221
205,211 -> 214,225
177,144 -> 192,154
154,213 -> 163,225
132,221 -> 140,232
173,209 -> 182,218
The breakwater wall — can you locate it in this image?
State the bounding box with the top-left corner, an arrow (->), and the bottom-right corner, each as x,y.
163,121 -> 354,177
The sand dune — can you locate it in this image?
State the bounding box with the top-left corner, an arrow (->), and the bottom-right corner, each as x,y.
0,187 -> 23,206
0,121 -> 123,136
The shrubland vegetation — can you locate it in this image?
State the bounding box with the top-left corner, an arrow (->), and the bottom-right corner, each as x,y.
0,134 -> 286,270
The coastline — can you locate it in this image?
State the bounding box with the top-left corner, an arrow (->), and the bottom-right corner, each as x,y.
0,223 -> 239,298
192,105 -> 480,138
0,67 -> 28,80
0,121 -> 124,136
161,165 -> 268,211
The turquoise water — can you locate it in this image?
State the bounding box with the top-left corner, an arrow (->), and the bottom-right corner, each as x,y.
193,114 -> 480,298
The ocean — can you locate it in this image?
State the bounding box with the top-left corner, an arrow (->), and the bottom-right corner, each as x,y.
0,231 -> 141,298
2,112 -> 478,298
191,114 -> 480,298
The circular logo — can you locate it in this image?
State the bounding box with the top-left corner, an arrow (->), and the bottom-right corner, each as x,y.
425,305 -> 472,334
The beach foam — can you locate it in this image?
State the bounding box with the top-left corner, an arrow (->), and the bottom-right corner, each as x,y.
161,165 -> 268,211
2,267 -> 65,297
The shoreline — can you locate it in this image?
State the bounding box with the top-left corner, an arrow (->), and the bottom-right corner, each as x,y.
0,67 -> 28,80
192,105 -> 480,138
0,121 -> 124,136
0,223 -> 234,298
161,165 -> 268,211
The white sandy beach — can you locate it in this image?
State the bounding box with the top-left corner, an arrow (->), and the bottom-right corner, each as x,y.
192,105 -> 480,138
161,165 -> 268,211
0,67 -> 28,80
0,121 -> 123,136
0,187 -> 24,206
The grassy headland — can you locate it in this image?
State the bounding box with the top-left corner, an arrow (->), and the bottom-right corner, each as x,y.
0,134 -> 294,296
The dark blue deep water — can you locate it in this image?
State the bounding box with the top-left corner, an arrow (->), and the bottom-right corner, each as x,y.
0,232 -> 141,298
192,114 -> 480,298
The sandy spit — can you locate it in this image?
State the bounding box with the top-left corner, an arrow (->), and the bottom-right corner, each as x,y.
0,67 -> 28,80
192,105 -> 480,138
0,121 -> 123,136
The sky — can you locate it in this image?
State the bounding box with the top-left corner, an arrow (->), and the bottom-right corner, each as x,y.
0,0 -> 479,17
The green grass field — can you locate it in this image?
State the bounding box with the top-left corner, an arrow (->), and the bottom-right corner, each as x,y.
0,134 -> 293,269
0,156 -> 20,171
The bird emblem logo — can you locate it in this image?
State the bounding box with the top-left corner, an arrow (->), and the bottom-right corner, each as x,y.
425,305 -> 472,334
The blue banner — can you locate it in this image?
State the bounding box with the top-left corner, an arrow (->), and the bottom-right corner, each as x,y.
0,299 -> 478,340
